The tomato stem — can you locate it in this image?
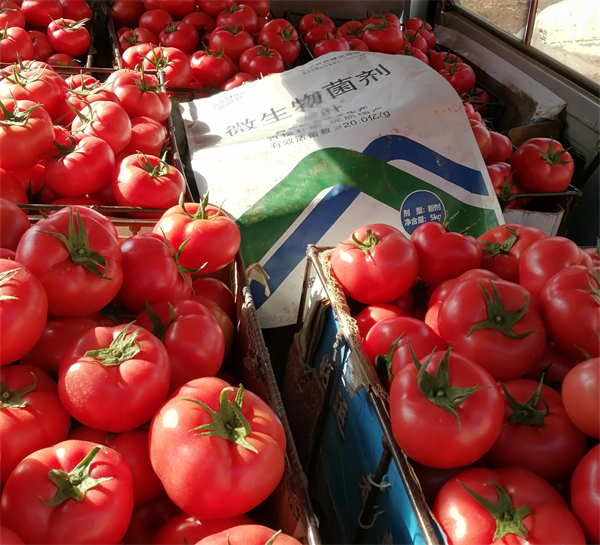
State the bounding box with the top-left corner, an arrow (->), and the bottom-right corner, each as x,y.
265,531 -> 283,545
136,151 -> 170,177
0,98 -> 42,127
374,334 -> 403,382
502,375 -> 548,426
342,229 -> 379,257
537,137 -> 572,166
0,373 -> 37,408
84,322 -> 142,366
480,227 -> 518,257
144,301 -> 176,343
0,267 -> 20,301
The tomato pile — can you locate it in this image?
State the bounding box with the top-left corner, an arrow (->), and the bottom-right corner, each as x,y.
0,203 -> 304,545
330,222 -> 599,545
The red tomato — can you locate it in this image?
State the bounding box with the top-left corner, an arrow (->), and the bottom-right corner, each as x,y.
362,21 -> 403,53
139,9 -> 173,38
400,44 -> 428,63
158,20 -> 198,55
0,526 -> 24,544
388,288 -> 414,316
0,259 -> 47,365
348,36 -> 370,51
239,43 -> 284,77
118,27 -> 158,51
258,19 -> 300,65
120,116 -> 169,157
153,513 -> 253,545
314,36 -> 350,57
143,46 -> 193,87
20,0 -> 62,27
486,131 -> 513,164
428,269 -> 501,309
331,224 -> 419,305
469,119 -> 492,160
362,12 -> 400,29
161,0 -> 197,18
15,208 -> 123,317
72,100 -> 132,154
111,0 -> 145,28
117,233 -> 193,314
525,341 -> 577,385
562,358 -> 599,438
411,221 -> 482,288
198,0 -> 234,17
28,30 -> 54,60
303,24 -> 331,49
69,426 -> 162,506
440,60 -> 476,95
486,162 -> 520,209
190,277 -> 235,320
59,322 -> 170,432
433,467 -> 586,545
464,101 -> 482,122
336,20 -> 362,39
183,11 -> 216,39
19,317 -> 99,374
0,1 -> 25,28
113,153 -> 186,210
150,377 -> 286,518
519,236 -> 587,302
0,66 -> 62,119
217,2 -> 257,35
122,42 -> 154,68
511,137 -> 574,193
0,365 -> 71,485
190,295 -> 234,360
390,347 -> 503,468
238,0 -> 268,17
112,70 -> 171,122
354,303 -> 407,341
190,48 -> 235,88
197,525 -> 302,545
49,204 -> 119,240
136,300 -> 225,394
0,440 -> 134,544
571,444 -> 600,544
0,198 -> 29,250
298,12 -> 335,35
403,28 -> 428,54
478,224 -> 547,284
429,50 -> 462,72
0,169 -> 27,204
47,18 -> 90,57
153,197 -> 240,273
438,277 -> 546,381
10,164 -> 59,204
59,0 -> 91,20
484,378 -> 586,482
209,25 -> 254,63
220,71 -> 256,89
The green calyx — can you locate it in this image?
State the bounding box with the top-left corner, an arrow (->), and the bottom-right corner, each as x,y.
159,229 -> 202,291
480,227 -> 518,257
40,446 -> 113,507
136,151 -> 170,178
162,20 -> 179,34
99,303 -> 137,325
278,25 -> 296,42
179,192 -> 221,222
410,342 -> 484,427
467,281 -> 534,340
265,530 -> 283,545
185,385 -> 258,453
84,322 -> 141,366
404,29 -> 418,43
0,267 -> 19,301
502,375 -> 548,426
144,301 -> 175,343
0,97 -> 41,127
537,137 -> 572,167
224,23 -> 243,35
225,1 -> 238,14
133,65 -> 161,94
374,334 -> 403,382
144,46 -> 167,70
587,265 -> 600,306
55,17 -> 89,31
343,229 -> 380,257
40,208 -> 113,280
257,43 -> 274,58
0,373 -> 37,409
50,135 -> 78,161
458,481 -> 532,540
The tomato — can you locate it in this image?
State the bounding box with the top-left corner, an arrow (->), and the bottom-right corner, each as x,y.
571,444 -> 600,543
258,19 -> 300,65
469,118 -> 492,160
143,46 -> 193,87
198,0 -> 234,17
525,341 -> 577,385
486,162 -> 520,209
47,18 -> 90,57
433,467 -> 586,545
519,236 -> 587,302
123,493 -> 181,545
28,29 -> 54,60
1,440 -> 134,544
197,525 -> 302,545
298,12 -> 335,35
120,116 -> 169,157
440,60 -> 476,95
217,2 -> 257,35
0,169 -> 27,204
191,297 -> 234,360
209,25 -> 254,63
314,36 -> 350,57
427,268 -> 501,308
390,347 -> 503,468
21,0 -> 62,27
122,42 -> 154,68
511,137 -> 574,193
562,357 -> 599,438
388,288 -> 414,316
438,277 -> 546,381
158,20 -> 198,54
118,27 -> 158,51
112,70 -> 171,122
118,233 -> 193,313
69,426 -> 162,506
478,224 -> 547,284
354,303 -> 407,341
0,526 -> 24,544
336,20 -> 362,39
411,221 -> 482,288
150,377 -> 286,518
59,0 -> 91,20
111,0 -> 145,28
10,164 -> 59,204
0,198 -> 29,250
0,1 -> 25,28
49,204 -> 119,240
348,36 -> 370,51
153,197 -> 240,273
238,0 -> 268,17
190,48 -> 235,88
464,101 -> 482,122
0,67 -> 62,118
486,131 -> 513,164
0,259 -> 47,365
72,100 -> 132,154
46,52 -> 81,67
362,21 -> 403,53
15,208 -> 123,317
190,277 -> 235,320
429,50 -> 462,72
331,224 -> 419,305
183,11 -> 216,39
400,44 -> 428,63
153,513 -> 253,545
139,9 -> 173,37
59,322 -> 170,432
0,365 -> 71,485
220,71 -> 255,89
484,378 -> 586,481
403,28 -> 428,54
239,43 -> 284,76
303,25 -> 331,49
